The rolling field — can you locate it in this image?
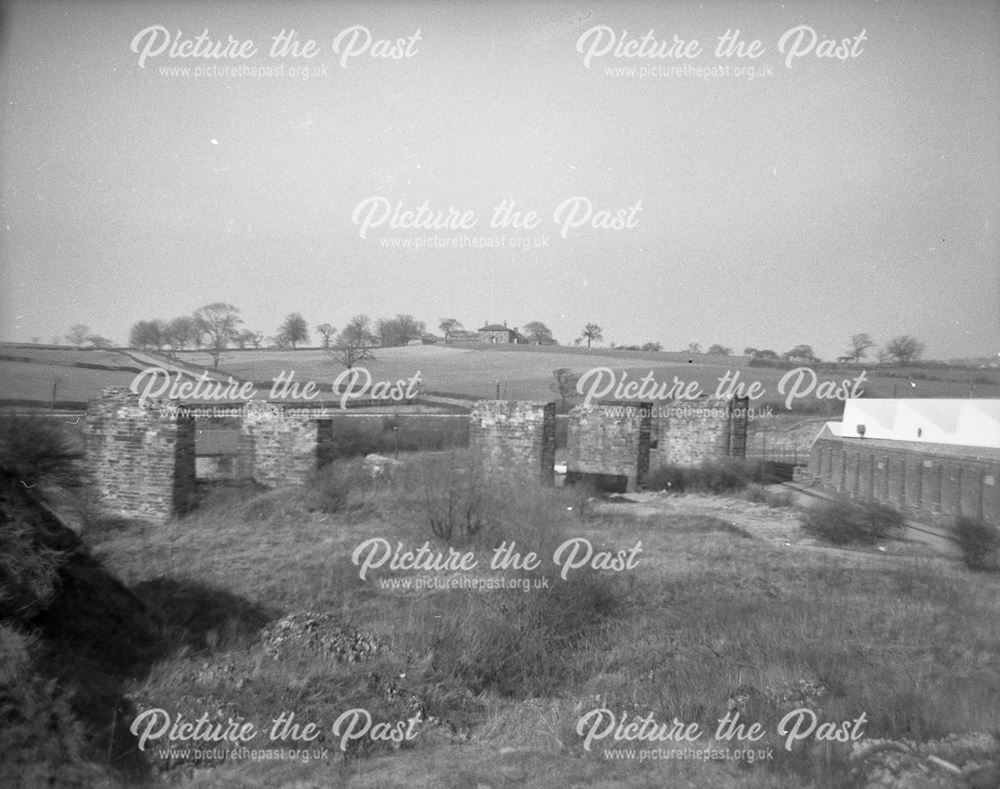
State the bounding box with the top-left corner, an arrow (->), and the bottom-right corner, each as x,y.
176,345 -> 1000,412
3,343 -> 999,413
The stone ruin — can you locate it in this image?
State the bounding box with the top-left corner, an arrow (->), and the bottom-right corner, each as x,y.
84,388 -> 749,523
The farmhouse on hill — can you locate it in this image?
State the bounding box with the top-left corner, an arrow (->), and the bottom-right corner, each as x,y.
478,321 -> 522,344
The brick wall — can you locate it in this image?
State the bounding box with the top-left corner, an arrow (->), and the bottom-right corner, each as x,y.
649,398 -> 743,467
469,401 -> 555,485
566,402 -> 652,491
237,404 -> 321,487
84,387 -> 196,524
804,436 -> 1000,527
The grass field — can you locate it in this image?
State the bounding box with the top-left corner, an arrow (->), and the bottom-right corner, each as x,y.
60,454 -> 999,788
4,344 -> 999,415
175,345 -> 1000,412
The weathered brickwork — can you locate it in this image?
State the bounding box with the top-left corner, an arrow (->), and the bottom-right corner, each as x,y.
469,401 -> 556,485
84,388 -> 196,524
237,404 -> 322,488
804,436 -> 1000,527
649,397 -> 747,467
566,402 -> 652,492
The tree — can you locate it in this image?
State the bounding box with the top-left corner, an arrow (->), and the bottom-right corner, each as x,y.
522,321 -> 554,345
129,320 -> 165,350
65,324 -> 91,345
755,349 -> 779,361
550,368 -> 580,406
376,314 -> 425,347
686,342 -> 701,354
641,342 -> 663,352
707,344 -> 732,355
316,323 -> 337,349
332,314 -> 377,368
743,347 -> 758,357
581,323 -> 603,348
782,344 -> 819,364
86,334 -> 114,349
438,318 -> 462,338
234,329 -> 258,349
278,313 -> 309,348
884,335 -> 924,364
163,316 -> 200,355
846,333 -> 876,363
194,303 -> 242,369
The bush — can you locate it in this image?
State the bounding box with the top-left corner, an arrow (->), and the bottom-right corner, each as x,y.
953,516 -> 1000,572
0,517 -> 63,621
800,498 -> 906,545
0,415 -> 81,488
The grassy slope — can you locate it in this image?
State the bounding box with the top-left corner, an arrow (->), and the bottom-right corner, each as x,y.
84,456 -> 1000,788
3,344 -> 998,410
177,346 -> 1000,408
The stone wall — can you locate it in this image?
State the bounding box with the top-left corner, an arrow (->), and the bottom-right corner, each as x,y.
237,404 -> 322,488
801,436 -> 1000,527
469,401 -> 556,485
84,388 -> 196,524
566,402 -> 652,491
649,397 -> 747,468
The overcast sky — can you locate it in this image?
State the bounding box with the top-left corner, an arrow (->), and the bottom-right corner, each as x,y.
1,0 -> 998,360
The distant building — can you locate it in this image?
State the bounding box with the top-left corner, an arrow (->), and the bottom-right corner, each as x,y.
443,329 -> 479,345
478,322 -> 522,344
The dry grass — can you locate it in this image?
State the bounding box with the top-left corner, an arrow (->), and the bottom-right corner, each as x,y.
68,453 -> 1000,787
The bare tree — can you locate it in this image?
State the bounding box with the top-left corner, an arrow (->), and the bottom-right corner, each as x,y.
332,314 -> 377,368
316,323 -> 336,349
129,320 -> 165,350
846,333 -> 876,363
581,323 -> 603,348
884,335 -> 924,364
163,316 -> 199,356
194,303 -> 242,369
438,318 -> 462,338
550,368 -> 580,406
376,314 -> 425,347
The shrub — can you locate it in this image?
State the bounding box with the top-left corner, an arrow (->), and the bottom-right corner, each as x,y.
953,516 -> 1000,572
800,497 -> 906,545
0,415 -> 81,488
0,517 -> 63,621
423,464 -> 501,544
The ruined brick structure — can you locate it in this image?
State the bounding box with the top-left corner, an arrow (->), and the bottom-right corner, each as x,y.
469,400 -> 556,485
564,397 -> 749,492
649,397 -> 749,468
85,388 -> 196,525
566,402 -> 652,492
237,404 -> 325,488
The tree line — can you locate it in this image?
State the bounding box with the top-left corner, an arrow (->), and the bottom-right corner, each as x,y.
67,307 -> 928,370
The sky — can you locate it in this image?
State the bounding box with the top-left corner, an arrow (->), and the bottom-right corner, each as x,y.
1,0 -> 998,361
